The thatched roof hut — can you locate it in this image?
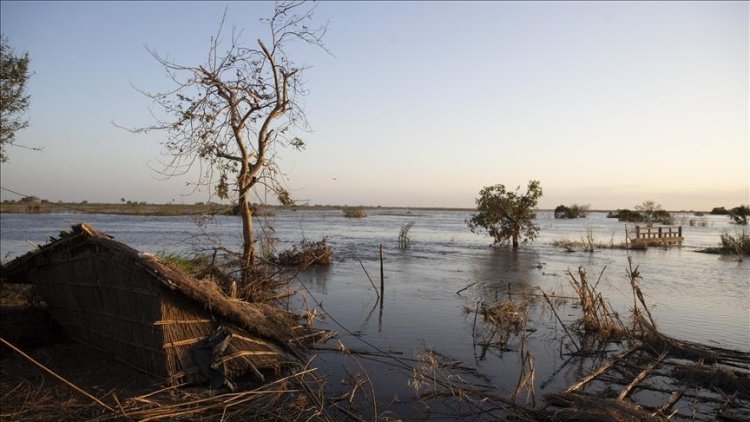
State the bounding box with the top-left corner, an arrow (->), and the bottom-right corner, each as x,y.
1,224 -> 321,389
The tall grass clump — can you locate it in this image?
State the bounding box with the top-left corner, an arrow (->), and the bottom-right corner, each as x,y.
720,231 -> 750,261
342,207 -> 367,218
156,251 -> 212,277
580,227 -> 595,252
551,230 -> 625,252
398,221 -> 415,249
566,267 -> 628,340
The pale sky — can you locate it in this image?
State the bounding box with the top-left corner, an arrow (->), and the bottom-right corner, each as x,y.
0,1 -> 747,210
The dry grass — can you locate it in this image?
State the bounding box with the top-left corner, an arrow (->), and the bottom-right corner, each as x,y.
274,238 -> 333,267
407,346 -> 510,418
0,283 -> 42,307
342,207 -> 367,218
672,363 -> 750,399
566,267 -> 628,340
0,360 -> 339,422
482,298 -> 529,335
551,234 -> 627,252
540,392 -> 667,421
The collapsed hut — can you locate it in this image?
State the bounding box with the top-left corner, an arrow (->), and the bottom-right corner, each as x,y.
0,224 -> 329,389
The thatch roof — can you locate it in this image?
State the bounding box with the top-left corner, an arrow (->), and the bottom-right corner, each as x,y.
0,223 -> 297,350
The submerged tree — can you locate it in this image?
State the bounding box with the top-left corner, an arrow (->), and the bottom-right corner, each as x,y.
729,205 -> 749,225
467,180 -> 543,249
634,200 -> 672,225
128,2 -> 326,284
554,203 -> 589,219
0,35 -> 31,162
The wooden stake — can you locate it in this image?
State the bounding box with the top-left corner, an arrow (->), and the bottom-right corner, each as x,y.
379,244 -> 384,302
358,259 -> 380,301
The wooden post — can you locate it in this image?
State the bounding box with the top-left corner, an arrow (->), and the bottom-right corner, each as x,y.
678,226 -> 682,237
658,227 -> 662,238
635,226 -> 640,239
379,244 -> 384,301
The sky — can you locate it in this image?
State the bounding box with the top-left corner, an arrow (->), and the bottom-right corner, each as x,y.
0,1 -> 747,210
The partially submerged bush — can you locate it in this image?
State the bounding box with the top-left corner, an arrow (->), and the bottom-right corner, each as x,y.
607,201 -> 673,224
729,205 -> 749,225
274,238 -> 333,266
554,204 -> 589,219
720,231 -> 750,258
607,208 -> 673,224
342,207 -> 367,218
607,209 -> 642,222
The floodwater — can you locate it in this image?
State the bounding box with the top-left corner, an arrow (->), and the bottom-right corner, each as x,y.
1,210 -> 748,416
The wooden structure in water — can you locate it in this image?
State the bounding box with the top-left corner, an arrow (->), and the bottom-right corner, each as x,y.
631,225 -> 684,247
0,224 -> 331,388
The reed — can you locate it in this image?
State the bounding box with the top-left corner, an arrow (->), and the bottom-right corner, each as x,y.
720,231 -> 750,261
397,221 -> 415,249
551,228 -> 631,252
566,267 -> 628,340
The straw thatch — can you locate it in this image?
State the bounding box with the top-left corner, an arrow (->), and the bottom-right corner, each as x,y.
0,223 -> 321,388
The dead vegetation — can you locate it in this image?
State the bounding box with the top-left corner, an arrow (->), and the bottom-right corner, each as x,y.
528,256 -> 750,421
273,238 -> 333,267
566,266 -> 628,340
2,223 -> 748,421
342,207 -> 367,218
0,352 -> 354,421
397,221 -> 415,249
465,286 -> 531,354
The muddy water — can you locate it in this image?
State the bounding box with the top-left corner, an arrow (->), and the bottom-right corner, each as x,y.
2,210 -> 748,415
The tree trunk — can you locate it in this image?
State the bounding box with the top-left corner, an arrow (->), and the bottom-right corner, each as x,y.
239,193 -> 254,285
512,232 -> 519,249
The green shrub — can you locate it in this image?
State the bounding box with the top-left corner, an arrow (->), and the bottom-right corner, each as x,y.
554,204 -> 589,219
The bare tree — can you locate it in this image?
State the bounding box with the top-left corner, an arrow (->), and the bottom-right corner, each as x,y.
127,2 -> 326,286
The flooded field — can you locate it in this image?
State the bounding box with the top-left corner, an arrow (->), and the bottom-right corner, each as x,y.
1,210 -> 748,418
